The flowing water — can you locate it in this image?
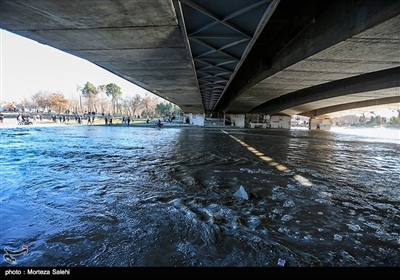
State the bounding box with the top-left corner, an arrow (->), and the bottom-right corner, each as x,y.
0,125 -> 399,268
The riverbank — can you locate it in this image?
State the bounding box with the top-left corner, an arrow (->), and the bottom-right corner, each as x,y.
1,112 -> 398,130
0,116 -> 59,128
0,113 -> 190,129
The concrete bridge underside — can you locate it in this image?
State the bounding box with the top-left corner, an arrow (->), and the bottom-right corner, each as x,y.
0,0 -> 399,119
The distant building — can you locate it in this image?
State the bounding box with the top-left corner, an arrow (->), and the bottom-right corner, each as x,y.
3,103 -> 17,112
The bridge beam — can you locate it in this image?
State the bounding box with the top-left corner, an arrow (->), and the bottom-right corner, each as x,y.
248,66 -> 400,114
214,0 -> 400,113
301,96 -> 400,118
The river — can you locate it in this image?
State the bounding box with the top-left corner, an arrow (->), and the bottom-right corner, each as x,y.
0,124 -> 399,272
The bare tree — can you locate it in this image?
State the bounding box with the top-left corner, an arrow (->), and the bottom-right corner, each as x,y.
127,93 -> 143,117
96,85 -> 110,114
67,94 -> 80,114
31,91 -> 52,112
141,92 -> 159,118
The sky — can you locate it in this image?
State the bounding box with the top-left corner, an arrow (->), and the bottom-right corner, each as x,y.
0,29 -> 152,104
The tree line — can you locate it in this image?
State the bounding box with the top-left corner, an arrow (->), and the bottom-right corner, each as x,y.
27,81 -> 182,119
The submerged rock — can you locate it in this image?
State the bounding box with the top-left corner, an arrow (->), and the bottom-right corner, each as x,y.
234,185 -> 249,200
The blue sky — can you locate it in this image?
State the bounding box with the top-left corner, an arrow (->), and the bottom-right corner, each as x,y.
0,29 -> 149,104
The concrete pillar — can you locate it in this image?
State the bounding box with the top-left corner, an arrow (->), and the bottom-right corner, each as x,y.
270,115 -> 291,129
225,113 -> 246,128
185,113 -> 205,126
309,117 -> 331,130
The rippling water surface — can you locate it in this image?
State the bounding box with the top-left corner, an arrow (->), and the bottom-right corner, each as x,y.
1,125 -> 399,267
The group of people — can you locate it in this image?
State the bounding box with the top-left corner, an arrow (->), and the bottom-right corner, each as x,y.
8,111 -> 171,127
48,112 -> 100,125
104,114 -> 113,125
51,114 -> 69,123
121,116 -> 132,126
16,113 -> 33,124
46,112 -> 114,125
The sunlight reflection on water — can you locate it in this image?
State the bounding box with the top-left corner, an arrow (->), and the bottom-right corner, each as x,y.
330,127 -> 399,143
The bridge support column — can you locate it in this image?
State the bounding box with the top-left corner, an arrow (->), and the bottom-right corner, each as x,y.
270,115 -> 291,129
185,113 -> 205,126
309,117 -> 331,130
225,114 -> 246,128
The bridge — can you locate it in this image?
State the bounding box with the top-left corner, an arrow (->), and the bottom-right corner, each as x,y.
1,0 -> 399,129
